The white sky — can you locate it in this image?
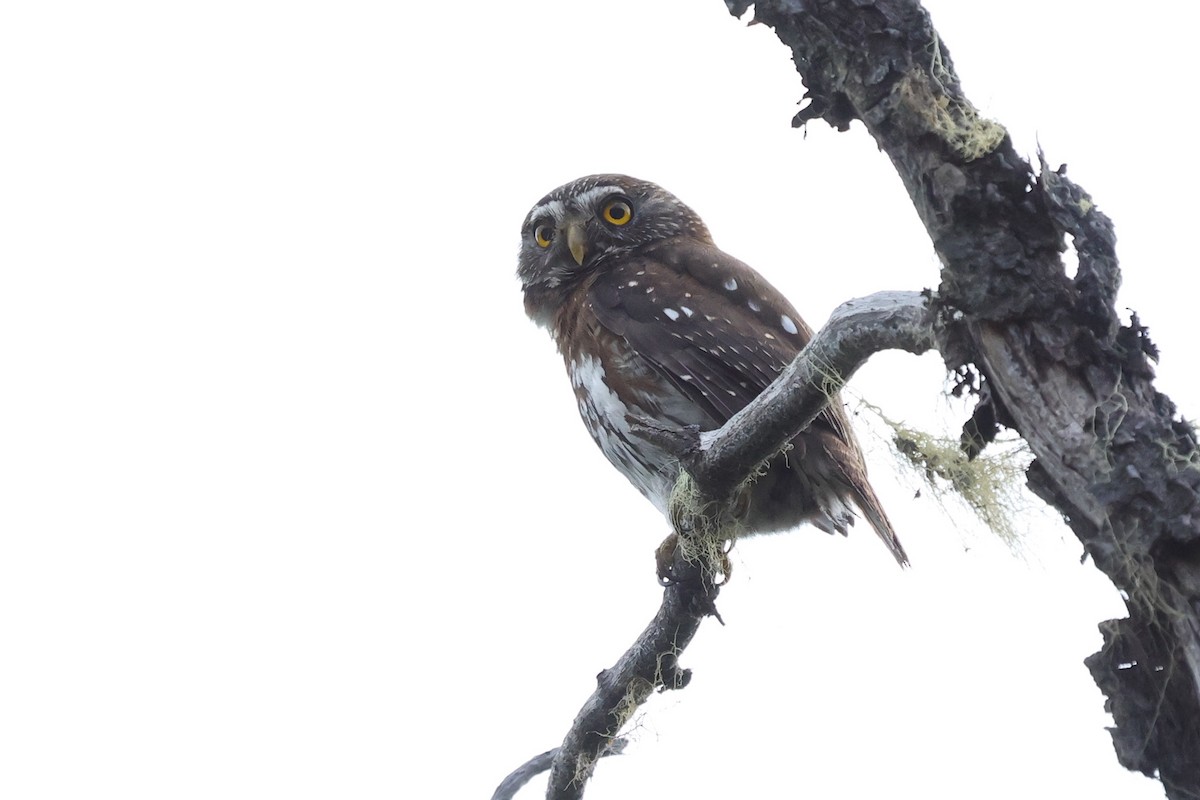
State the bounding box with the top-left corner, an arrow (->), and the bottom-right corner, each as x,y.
1,2 -> 1194,798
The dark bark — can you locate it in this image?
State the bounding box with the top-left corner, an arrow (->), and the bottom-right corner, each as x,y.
491,740 -> 627,800
722,0 -> 1200,796
540,555 -> 714,800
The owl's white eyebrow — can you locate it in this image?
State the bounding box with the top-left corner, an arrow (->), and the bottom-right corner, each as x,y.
529,185 -> 625,227
570,186 -> 624,210
530,199 -> 567,223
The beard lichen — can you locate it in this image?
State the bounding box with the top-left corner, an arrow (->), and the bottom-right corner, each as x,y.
861,401 -> 1031,552
891,35 -> 1006,163
666,470 -> 747,584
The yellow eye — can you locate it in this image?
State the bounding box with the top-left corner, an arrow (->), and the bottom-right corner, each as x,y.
602,200 -> 633,226
534,223 -> 554,248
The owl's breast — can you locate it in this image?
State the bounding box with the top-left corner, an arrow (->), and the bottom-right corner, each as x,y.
560,318 -> 704,515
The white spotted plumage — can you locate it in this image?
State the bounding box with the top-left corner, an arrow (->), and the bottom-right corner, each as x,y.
517,174 -> 909,566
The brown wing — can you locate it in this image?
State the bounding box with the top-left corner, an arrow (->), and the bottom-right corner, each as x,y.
589,239 -> 807,421
588,238 -> 909,565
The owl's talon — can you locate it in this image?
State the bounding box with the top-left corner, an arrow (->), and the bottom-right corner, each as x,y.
655,532 -> 680,584
714,546 -> 734,586
656,530 -> 735,588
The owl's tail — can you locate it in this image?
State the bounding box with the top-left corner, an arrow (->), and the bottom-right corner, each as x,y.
815,420 -> 910,567
851,480 -> 909,567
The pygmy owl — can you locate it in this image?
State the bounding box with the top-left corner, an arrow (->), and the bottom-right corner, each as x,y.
517,174 -> 907,566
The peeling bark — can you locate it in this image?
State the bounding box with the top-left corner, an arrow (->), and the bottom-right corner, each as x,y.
724,0 -> 1200,795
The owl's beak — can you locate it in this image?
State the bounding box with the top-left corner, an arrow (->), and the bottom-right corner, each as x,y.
565,221 -> 588,266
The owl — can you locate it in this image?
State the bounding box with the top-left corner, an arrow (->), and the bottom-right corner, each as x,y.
517,174 -> 907,566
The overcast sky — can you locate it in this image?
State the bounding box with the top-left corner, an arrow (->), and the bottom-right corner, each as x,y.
2,2 -> 1194,798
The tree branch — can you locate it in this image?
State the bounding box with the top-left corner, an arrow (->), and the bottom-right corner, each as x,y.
490,740 -> 627,800
504,3 -> 1200,795
499,292 -> 934,799
727,1 -> 1200,795
687,290 -> 935,501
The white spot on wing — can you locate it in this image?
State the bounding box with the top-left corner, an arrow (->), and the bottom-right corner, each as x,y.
663,308 -> 680,321
680,306 -> 694,317
781,314 -> 799,335
747,300 -> 761,312
724,277 -> 738,291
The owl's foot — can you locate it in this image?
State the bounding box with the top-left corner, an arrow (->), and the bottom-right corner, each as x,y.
655,531 -> 733,587
655,533 -> 680,584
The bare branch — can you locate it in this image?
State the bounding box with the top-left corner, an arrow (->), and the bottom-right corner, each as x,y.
687,290 -> 936,500
541,551 -> 716,800
501,291 -> 935,799
491,740 -> 627,800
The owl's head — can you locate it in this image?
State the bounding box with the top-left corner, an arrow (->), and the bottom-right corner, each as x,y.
517,174 -> 712,327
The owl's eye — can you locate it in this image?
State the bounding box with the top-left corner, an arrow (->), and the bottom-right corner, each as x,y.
534,223 -> 554,248
602,199 -> 633,226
